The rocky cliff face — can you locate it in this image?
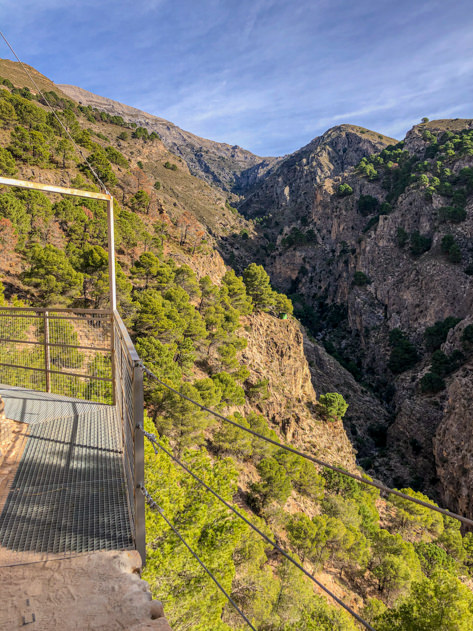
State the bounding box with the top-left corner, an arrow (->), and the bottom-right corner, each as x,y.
433,320 -> 473,519
238,119 -> 473,514
58,84 -> 279,193
239,124 -> 396,222
241,312 -> 358,471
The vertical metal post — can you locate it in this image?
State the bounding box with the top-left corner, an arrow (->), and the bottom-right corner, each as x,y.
133,361 -> 146,565
110,312 -> 116,406
44,311 -> 51,393
107,198 -> 117,312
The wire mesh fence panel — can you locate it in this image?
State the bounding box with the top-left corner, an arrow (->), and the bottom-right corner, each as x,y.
114,317 -> 134,529
0,309 -> 113,404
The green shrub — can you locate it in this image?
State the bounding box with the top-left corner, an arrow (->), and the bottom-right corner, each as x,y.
22,244 -> 83,304
396,227 -> 408,248
81,149 -> 117,186
424,317 -> 461,351
129,189 -> 150,213
420,372 -> 445,393
439,206 -> 467,223
388,329 -> 419,373
430,349 -> 464,377
164,161 -> 177,170
250,457 -> 292,507
0,147 -> 17,176
353,271 -> 371,286
357,194 -> 379,216
133,126 -> 149,140
415,543 -> 457,576
410,231 -> 432,256
337,183 -> 353,197
461,324 -> 473,350
441,234 -> 462,263
242,263 -> 275,311
318,392 -> 348,420
8,125 -> 50,166
105,145 -> 129,167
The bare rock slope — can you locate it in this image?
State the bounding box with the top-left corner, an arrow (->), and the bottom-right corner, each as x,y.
241,313 -> 359,471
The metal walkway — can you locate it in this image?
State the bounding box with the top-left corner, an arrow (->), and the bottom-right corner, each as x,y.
0,384 -> 133,564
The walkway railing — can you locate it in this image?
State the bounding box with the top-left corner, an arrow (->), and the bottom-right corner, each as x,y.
0,306 -> 145,563
0,307 -> 113,403
113,310 -> 145,562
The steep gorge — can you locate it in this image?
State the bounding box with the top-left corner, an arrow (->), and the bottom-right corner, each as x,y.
238,118 -> 473,514
1,58 -> 473,630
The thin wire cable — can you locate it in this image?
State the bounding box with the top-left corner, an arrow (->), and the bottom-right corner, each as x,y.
140,362 -> 473,528
0,31 -> 109,194
144,433 -> 375,628
143,431 -> 377,631
140,485 -> 258,631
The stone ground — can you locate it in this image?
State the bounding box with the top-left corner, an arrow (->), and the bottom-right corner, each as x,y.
0,550 -> 172,631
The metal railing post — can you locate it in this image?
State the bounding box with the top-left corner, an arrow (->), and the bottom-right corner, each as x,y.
133,360 -> 146,564
107,198 -> 117,312
44,311 -> 51,393
110,312 -> 116,406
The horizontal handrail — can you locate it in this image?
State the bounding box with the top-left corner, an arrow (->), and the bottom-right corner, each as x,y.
113,310 -> 140,362
0,362 -> 113,382
0,337 -> 110,352
0,313 -> 110,322
0,306 -> 112,314
0,176 -> 112,201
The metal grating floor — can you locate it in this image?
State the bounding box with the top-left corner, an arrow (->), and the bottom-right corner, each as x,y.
0,384 -> 112,426
0,385 -> 133,562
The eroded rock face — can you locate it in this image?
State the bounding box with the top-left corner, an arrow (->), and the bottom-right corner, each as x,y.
239,125 -> 395,222
302,335 -> 389,461
434,363 -> 473,519
241,313 -> 358,471
432,320 -> 473,518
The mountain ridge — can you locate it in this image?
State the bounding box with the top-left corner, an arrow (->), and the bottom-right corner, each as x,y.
58,83 -> 280,193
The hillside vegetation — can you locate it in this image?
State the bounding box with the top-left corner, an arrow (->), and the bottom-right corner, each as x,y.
0,62 -> 472,630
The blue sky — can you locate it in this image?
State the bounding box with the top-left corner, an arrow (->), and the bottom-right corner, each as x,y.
1,0 -> 472,156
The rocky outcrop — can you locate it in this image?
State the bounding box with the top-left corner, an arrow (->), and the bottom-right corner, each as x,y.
241,313 -> 358,471
239,124 -> 396,222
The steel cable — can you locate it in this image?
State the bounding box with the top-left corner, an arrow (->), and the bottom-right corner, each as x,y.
140,361 -> 473,528
143,432 -> 377,631
139,485 -> 258,631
